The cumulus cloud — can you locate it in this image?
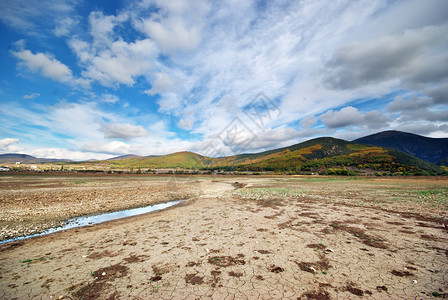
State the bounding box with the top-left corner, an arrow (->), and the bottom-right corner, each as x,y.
388,95 -> 448,122
12,48 -> 74,83
424,84 -> 448,105
0,138 -> 23,153
4,0 -> 448,160
64,10 -> 160,87
320,106 -> 390,130
72,38 -> 157,86
394,123 -> 448,137
363,111 -> 390,129
388,96 -> 431,112
100,123 -> 148,140
134,0 -> 210,53
320,107 -> 364,128
53,16 -> 78,36
322,24 -> 448,90
143,73 -> 182,96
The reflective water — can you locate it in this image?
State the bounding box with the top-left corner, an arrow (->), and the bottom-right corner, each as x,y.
0,200 -> 183,244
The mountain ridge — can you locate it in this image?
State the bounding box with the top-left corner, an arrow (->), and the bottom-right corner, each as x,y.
0,153 -> 72,164
107,135 -> 445,175
1,131 -> 446,175
353,130 -> 448,166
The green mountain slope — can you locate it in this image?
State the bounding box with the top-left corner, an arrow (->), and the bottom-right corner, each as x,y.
109,151 -> 214,169
212,137 -> 444,174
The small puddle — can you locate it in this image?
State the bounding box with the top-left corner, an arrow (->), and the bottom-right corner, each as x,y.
0,200 -> 183,244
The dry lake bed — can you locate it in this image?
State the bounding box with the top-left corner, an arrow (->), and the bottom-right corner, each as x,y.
0,174 -> 447,299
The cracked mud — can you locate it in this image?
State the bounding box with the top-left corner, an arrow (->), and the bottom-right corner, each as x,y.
0,175 -> 447,299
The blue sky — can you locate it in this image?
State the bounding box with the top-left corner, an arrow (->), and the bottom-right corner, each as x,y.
0,0 -> 447,160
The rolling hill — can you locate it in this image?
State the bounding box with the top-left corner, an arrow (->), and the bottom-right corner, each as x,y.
353,130 -> 448,166
0,153 -> 71,164
2,133 -> 446,175
106,154 -> 144,161
106,137 -> 445,175
109,151 -> 213,169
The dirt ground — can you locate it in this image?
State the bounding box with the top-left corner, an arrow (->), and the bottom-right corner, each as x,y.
0,175 -> 447,299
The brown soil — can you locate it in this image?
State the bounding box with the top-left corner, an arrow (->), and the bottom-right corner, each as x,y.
0,175 -> 447,299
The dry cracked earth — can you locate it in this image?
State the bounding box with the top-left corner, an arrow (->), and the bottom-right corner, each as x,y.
0,175 -> 447,299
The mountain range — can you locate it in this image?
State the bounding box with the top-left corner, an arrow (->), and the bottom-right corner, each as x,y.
1,131 -> 447,175
353,130 -> 448,165
0,153 -> 72,164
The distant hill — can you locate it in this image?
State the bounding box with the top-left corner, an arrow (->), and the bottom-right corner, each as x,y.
3,134 -> 445,175
106,154 -> 143,161
353,130 -> 448,166
0,153 -> 71,164
212,137 -> 442,174
107,137 -> 445,175
109,151 -> 212,169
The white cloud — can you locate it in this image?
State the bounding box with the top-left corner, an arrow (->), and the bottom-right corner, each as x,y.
101,94 -> 119,104
46,102 -> 109,141
320,107 -> 364,128
135,0 -> 210,53
320,106 -> 391,130
12,48 -> 74,83
81,141 -> 132,155
68,38 -> 92,63
89,11 -> 128,48
322,24 -> 448,90
66,10 -> 158,87
80,39 -> 157,86
53,16 -> 78,36
0,0 -> 79,36
0,138 -> 23,153
23,93 -> 40,99
143,73 -> 182,96
100,123 -> 148,140
300,115 -> 317,128
4,0 -> 448,159
388,96 -> 432,112
178,119 -> 193,130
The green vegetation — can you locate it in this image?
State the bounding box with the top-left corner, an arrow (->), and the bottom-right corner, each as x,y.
110,151 -> 211,169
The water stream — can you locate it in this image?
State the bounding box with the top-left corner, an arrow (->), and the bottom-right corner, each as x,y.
0,199 -> 183,244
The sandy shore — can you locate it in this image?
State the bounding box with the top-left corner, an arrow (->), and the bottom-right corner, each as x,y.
0,175 -> 447,299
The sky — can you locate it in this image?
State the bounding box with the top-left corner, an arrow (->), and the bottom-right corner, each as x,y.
0,0 -> 447,160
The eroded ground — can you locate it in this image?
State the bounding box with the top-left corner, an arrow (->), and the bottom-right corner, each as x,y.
0,175 -> 447,299
0,175 -> 200,240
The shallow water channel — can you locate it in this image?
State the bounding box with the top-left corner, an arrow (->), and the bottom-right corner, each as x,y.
0,200 -> 183,244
